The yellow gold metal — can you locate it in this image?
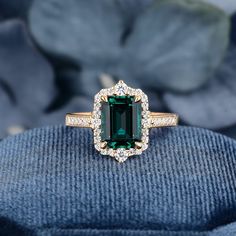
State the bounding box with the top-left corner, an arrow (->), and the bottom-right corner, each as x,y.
135,141 -> 143,149
65,80 -> 179,162
65,112 -> 92,128
65,112 -> 178,128
100,141 -> 108,149
149,112 -> 178,128
101,95 -> 108,102
135,95 -> 142,102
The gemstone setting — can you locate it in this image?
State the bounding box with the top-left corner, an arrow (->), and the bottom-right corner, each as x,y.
101,96 -> 142,149
92,80 -> 149,162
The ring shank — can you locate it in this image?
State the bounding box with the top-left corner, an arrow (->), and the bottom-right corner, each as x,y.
65,112 -> 92,128
65,112 -> 178,128
149,112 -> 178,128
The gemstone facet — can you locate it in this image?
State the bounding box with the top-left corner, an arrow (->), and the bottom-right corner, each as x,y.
101,96 -> 142,149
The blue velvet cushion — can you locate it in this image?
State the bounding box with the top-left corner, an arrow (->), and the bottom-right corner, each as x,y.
0,125 -> 236,236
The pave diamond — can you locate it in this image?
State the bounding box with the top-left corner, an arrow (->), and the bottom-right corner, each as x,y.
150,115 -> 177,128
66,115 -> 91,127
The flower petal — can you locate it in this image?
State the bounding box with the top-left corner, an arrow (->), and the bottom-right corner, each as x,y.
38,96 -> 93,126
116,0 -> 154,26
125,0 -> 230,92
29,0 -> 124,65
163,47 -> 236,129
231,13 -> 236,44
0,20 -> 56,114
0,86 -> 27,139
0,0 -> 32,19
202,0 -> 236,15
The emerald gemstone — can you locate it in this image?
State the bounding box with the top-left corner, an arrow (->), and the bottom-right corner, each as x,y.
101,96 -> 142,149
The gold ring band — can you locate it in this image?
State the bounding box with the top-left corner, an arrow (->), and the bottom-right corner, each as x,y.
65,112 -> 178,128
66,112 -> 92,128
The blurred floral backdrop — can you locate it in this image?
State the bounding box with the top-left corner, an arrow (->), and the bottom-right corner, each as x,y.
0,0 -> 236,140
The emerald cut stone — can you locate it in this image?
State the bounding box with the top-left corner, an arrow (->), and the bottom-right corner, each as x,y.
101,96 -> 142,149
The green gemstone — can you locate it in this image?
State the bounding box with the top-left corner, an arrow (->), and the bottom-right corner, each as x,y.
101,96 -> 142,149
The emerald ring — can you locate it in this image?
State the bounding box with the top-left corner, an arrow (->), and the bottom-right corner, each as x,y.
65,81 -> 178,162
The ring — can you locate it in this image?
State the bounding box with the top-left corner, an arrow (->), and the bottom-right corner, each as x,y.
65,81 -> 178,162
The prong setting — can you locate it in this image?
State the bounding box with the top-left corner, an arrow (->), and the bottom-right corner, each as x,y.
135,142 -> 143,149
135,95 -> 142,102
100,141 -> 107,149
101,95 -> 108,102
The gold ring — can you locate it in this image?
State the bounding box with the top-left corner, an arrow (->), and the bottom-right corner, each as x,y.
65,81 -> 178,162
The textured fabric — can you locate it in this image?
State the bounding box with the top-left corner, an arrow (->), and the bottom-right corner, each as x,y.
0,125 -> 236,236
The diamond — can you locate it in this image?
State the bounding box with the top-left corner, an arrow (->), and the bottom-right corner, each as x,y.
114,81 -> 128,96
115,148 -> 128,162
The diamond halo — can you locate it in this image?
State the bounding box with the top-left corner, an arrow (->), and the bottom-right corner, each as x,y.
92,80 -> 150,163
